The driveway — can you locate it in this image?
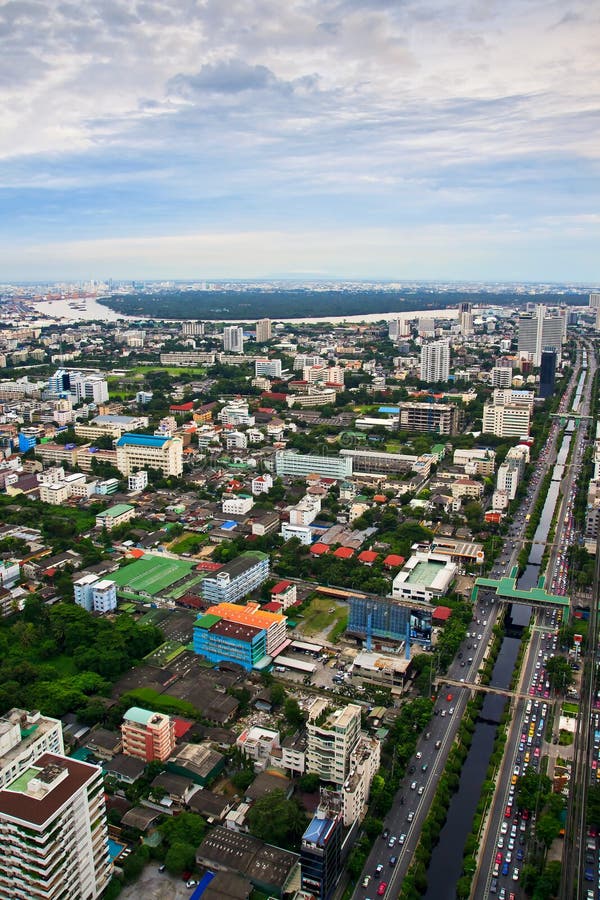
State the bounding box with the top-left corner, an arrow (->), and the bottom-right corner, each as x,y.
120,864 -> 193,900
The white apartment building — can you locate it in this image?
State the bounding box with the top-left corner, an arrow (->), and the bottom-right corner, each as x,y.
306,701 -> 362,787
0,753 -> 112,899
420,340 -> 450,383
160,351 -> 216,366
255,358 -> 282,378
251,473 -> 273,495
115,433 -> 183,477
496,462 -> 520,500
0,710 -> 64,790
280,522 -> 313,545
255,319 -> 272,343
182,320 -> 205,335
222,494 -> 254,516
226,430 -> 248,450
458,302 -> 474,336
223,325 -> 244,353
492,489 -> 510,511
74,573 -> 118,614
289,496 -> 321,526
341,735 -> 381,826
219,401 -> 255,427
236,726 -> 280,770
128,470 -> 148,492
275,450 -> 352,480
452,448 -> 496,476
482,389 -> 534,438
490,366 -> 513,388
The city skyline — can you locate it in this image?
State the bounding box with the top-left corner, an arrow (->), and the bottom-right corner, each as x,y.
2,0 -> 599,281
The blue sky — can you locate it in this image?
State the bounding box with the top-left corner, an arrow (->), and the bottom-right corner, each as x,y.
1,0 -> 599,281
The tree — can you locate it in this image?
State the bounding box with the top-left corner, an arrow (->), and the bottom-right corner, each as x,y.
536,812 -> 561,849
545,655 -> 574,692
297,773 -> 320,793
159,812 -> 206,848
517,767 -> 551,813
164,841 -> 196,876
247,789 -> 308,849
270,682 -> 286,707
284,697 -> 305,729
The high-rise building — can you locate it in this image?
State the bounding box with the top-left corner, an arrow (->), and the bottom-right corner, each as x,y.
491,366 -> 513,388
0,753 -> 111,899
589,293 -> 600,330
300,794 -> 344,900
121,707 -> 176,762
255,318 -> 272,343
182,320 -> 205,335
306,701 -> 361,786
388,319 -> 410,341
397,401 -> 461,434
198,554 -> 271,607
482,389 -> 534,437
418,318 -> 435,338
223,325 -> 244,353
255,358 -> 282,378
115,433 -> 183,477
458,302 -> 474,336
539,349 -> 557,399
420,340 -> 450,383
517,305 -> 564,365
0,709 -> 64,790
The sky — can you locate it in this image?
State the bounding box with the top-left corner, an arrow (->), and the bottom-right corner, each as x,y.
1,0 -> 599,282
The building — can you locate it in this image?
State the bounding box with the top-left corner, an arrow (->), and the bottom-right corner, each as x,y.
275,450 -> 352,480
341,736 -> 381,826
201,601 -> 286,655
223,325 -> 244,353
75,414 -> 149,440
491,365 -> 513,388
391,551 -> 457,603
270,580 -> 297,608
458,302 -> 474,336
95,503 -> 136,530
251,473 -> 273,495
420,340 -> 450,383
589,293 -> 600,330
0,709 -> 64,790
74,574 -> 118,614
300,798 -> 343,900
200,553 -> 270,605
482,391 -> 532,438
280,522 -> 313,545
306,701 -> 361,786
450,477 -> 484,501
397,402 -> 460,435
517,305 -> 565,365
452,448 -> 496,476
255,358 -> 282,378
255,319 -> 272,343
350,652 -> 412,694
115,432 -> 183,477
121,707 -> 176,763
182,320 -> 205,335
193,615 -> 267,671
539,349 -> 557,399
236,727 -> 280,768
160,351 -> 216,366
289,496 -> 321,526
339,447 -> 416,475
0,753 -> 111,900
222,494 -> 254,515
128,470 -> 148,492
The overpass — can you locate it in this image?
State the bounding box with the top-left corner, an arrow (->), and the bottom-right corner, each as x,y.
472,566 -> 569,610
434,677 -> 533,701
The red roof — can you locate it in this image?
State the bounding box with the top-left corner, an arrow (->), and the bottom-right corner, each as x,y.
43,567 -> 57,577
262,601 -> 283,612
358,550 -> 378,564
333,546 -> 354,559
173,717 -> 194,738
373,494 -> 387,503
383,554 -> 405,568
196,561 -> 222,572
310,542 -> 330,555
128,548 -> 145,559
271,580 -> 292,594
260,392 -> 287,401
432,605 -> 452,621
485,512 -> 502,523
170,401 -> 195,412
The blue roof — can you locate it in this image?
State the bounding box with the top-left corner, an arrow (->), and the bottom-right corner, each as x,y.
378,406 -> 400,414
221,520 -> 238,530
190,872 -> 215,899
303,813 -> 337,846
116,433 -> 169,448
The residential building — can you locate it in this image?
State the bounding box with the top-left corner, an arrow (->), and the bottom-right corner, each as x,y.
539,349 -> 557,399
458,302 -> 474,336
225,430 -> 248,450
289,496 -> 321,526
95,503 -> 136,530
222,494 -> 254,515
491,365 -> 513,388
496,461 -> 520,500
452,447 -> 496,476
255,319 -> 272,343
115,432 -> 183,477
286,387 -> 337,408
420,340 -> 450,383
255,358 -> 282,378
200,553 -> 270,606
121,707 -> 176,763
0,709 -> 64,790
306,701 -> 361,786
280,522 -> 313,545
341,735 -> 381,826
391,551 -> 457,603
0,753 -> 111,900
74,574 -> 118,614
182,320 -> 205,335
193,614 -> 267,670
590,293 -> 600,330
300,798 -> 344,900
275,450 -> 352,480
219,400 -> 255,427
350,652 -> 412,694
236,727 -> 280,769
294,355 -> 323,370
396,402 -> 461,435
128,470 -> 148,492
450,477 -> 484,500
223,326 -> 244,353
270,580 -> 297,608
251,473 -> 273,495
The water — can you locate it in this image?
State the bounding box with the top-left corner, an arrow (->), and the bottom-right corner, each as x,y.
108,838 -> 125,861
423,622 -> 523,899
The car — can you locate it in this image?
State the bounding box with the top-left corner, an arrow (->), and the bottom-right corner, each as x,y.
418,785 -> 424,795
416,751 -> 422,759
490,877 -> 498,894
407,811 -> 415,822
502,861 -> 509,876
508,838 -> 515,850
501,822 -> 508,834
447,693 -> 453,702
362,876 -> 371,887
498,836 -> 504,848
158,864 -> 166,872
584,867 -> 594,881
186,881 -> 197,889
410,781 -> 417,790
389,856 -> 397,866
512,867 -> 520,881
388,836 -> 396,847
505,851 -> 512,863
374,863 -> 384,877
505,806 -> 512,818
449,707 -> 455,715
421,764 -> 428,772
441,710 -> 446,717
377,882 -> 387,896
499,889 -> 506,900
517,848 -> 525,861
382,828 -> 389,840
399,833 -> 406,844
495,852 -> 503,864
435,740 -> 441,749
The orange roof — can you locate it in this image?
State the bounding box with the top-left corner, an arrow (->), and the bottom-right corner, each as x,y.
333,546 -> 354,559
310,542 -> 330,555
373,494 -> 387,503
358,550 -> 378,563
383,554 -> 405,567
206,601 -> 285,628
128,548 -> 145,559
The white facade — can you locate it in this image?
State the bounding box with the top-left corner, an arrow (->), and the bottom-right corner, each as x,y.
115,434 -> 183,477
74,574 -> 117,614
280,523 -> 313,545
255,358 -> 282,378
289,496 -> 321,526
222,494 -> 254,515
491,366 -> 513,388
128,470 -> 148,492
420,340 -> 450,383
517,305 -> 565,365
275,450 -> 352,480
236,726 -> 280,769
453,448 -> 496,476
0,710 -> 64,790
251,474 -> 273,495
392,552 -> 457,603
341,736 -> 381,826
458,302 -> 474,336
223,325 -> 244,353
306,702 -> 362,787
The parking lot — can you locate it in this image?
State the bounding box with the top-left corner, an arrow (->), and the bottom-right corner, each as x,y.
120,864 -> 193,899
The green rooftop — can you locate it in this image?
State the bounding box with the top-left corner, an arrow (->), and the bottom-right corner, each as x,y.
195,613 -> 221,630
8,767 -> 41,794
98,503 -> 134,518
124,706 -> 154,726
472,574 -> 569,608
406,560 -> 446,586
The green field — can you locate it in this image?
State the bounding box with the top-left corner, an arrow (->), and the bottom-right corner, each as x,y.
297,596 -> 349,638
168,532 -> 208,555
111,555 -> 194,596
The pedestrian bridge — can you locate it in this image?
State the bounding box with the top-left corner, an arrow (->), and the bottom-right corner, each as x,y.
434,677 -> 532,701
472,567 -> 569,609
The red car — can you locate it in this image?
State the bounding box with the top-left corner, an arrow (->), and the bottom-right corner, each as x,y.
377,882 -> 388,896
505,806 -> 512,818
495,852 -> 503,864
446,693 -> 453,702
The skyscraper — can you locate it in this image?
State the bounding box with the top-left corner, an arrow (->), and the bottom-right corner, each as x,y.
182,320 -> 204,335
589,293 -> 600,330
539,349 -> 557,399
223,325 -> 244,353
420,339 -> 450,383
255,318 -> 272,342
458,302 -> 474,336
517,305 -> 564,366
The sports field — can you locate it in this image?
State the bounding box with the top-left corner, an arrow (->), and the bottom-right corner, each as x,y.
111,555 -> 194,596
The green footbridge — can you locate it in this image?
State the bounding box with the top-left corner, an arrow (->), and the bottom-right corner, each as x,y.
472,565 -> 569,609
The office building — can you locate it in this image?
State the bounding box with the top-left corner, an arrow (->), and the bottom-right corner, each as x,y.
255,358 -> 282,378
420,340 -> 450,383
339,447 -> 416,474
160,351 -> 216,366
391,551 -> 457,603
294,355 -> 323,370
223,325 -> 244,353
0,753 -> 111,900
275,450 -> 352,480
517,305 -> 565,365
182,320 -> 205,336
388,318 -> 410,340
458,302 -> 474,336
300,797 -> 343,900
306,701 -> 361,786
200,552 -> 270,606
193,614 -> 267,671
347,595 -> 432,646
589,293 -> 600,330
0,709 -> 64,790
115,432 -> 183,477
203,601 -> 286,655
397,402 -> 461,435
74,574 -> 117,614
539,349 -> 557,399
255,319 -> 272,343
121,707 -> 176,762
482,389 -> 533,438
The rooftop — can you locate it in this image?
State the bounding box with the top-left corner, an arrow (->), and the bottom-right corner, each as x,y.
0,753 -> 97,826
116,433 -> 170,448
97,503 -> 134,518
